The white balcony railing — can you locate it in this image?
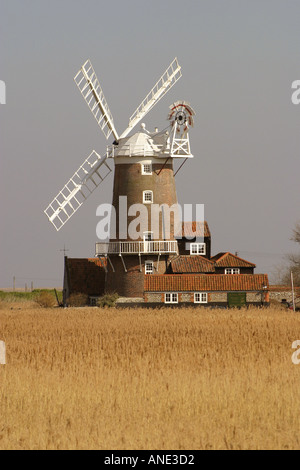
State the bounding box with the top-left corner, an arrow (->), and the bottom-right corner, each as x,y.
107,143 -> 165,158
95,240 -> 178,256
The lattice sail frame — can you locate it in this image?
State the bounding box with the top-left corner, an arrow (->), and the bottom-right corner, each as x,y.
44,151 -> 112,231
74,60 -> 119,141
120,58 -> 182,138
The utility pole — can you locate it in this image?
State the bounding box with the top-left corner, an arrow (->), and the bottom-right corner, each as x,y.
291,271 -> 296,312
60,245 -> 69,257
13,276 -> 15,292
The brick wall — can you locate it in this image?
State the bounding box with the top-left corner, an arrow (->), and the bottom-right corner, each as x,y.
112,162 -> 178,241
106,254 -> 170,297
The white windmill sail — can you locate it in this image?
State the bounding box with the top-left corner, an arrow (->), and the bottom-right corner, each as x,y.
44,151 -> 112,231
120,58 -> 182,139
45,58 -> 183,231
74,59 -> 119,141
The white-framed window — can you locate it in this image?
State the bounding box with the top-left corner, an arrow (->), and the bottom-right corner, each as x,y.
89,296 -> 98,306
145,261 -> 154,275
190,243 -> 206,255
143,231 -> 153,241
141,163 -> 152,175
194,292 -> 208,304
225,268 -> 240,275
165,293 -> 178,304
143,190 -> 153,204
143,232 -> 153,253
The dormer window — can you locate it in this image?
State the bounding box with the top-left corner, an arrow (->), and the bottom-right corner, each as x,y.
142,163 -> 152,175
143,190 -> 153,204
190,243 -> 206,255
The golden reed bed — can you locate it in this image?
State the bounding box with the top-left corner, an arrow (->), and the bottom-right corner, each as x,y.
0,303 -> 299,450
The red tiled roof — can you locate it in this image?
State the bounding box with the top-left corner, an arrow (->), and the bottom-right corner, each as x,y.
176,221 -> 211,239
145,274 -> 269,292
211,252 -> 256,268
171,256 -> 215,273
65,257 -> 106,296
269,285 -> 300,292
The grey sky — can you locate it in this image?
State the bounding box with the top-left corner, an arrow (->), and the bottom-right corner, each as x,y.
0,0 -> 300,288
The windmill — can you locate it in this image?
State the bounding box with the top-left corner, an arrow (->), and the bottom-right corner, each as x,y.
44,58 -> 195,297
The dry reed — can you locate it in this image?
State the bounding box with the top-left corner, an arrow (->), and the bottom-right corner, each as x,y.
0,304 -> 300,450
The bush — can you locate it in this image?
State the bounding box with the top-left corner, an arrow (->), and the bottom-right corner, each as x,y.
97,293 -> 119,308
36,291 -> 56,308
68,293 -> 89,307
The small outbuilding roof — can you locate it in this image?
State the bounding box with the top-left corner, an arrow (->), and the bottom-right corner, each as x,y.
171,255 -> 215,273
211,252 -> 256,268
176,221 -> 211,239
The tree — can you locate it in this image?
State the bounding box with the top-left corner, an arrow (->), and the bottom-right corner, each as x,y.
292,222 -> 300,244
282,222 -> 300,286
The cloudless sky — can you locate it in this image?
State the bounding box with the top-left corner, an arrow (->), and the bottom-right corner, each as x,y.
0,0 -> 300,288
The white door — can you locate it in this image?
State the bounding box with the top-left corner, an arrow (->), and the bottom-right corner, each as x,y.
143,232 -> 153,253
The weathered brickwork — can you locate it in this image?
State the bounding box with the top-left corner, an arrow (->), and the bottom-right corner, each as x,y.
112,162 -> 178,241
106,254 -> 172,297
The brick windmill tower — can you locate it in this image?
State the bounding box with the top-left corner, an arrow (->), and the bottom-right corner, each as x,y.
44,58 -> 195,298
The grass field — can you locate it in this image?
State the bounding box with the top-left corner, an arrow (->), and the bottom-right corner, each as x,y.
0,300 -> 300,450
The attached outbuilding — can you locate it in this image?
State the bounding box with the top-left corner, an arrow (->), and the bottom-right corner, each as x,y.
63,257 -> 106,305
144,274 -> 269,307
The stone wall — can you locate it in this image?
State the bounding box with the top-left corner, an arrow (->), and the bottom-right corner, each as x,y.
210,292 -> 227,302
269,287 -> 300,303
144,290 -> 267,305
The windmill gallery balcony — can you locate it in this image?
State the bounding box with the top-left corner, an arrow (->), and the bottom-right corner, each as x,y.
95,240 -> 178,256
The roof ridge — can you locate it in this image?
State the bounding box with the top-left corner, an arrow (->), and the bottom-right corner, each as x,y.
212,252 -> 256,267
226,252 -> 256,266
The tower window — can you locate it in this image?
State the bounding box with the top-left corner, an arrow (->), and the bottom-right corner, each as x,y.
190,243 -> 206,255
143,232 -> 153,241
145,261 -> 154,275
143,190 -> 153,204
142,163 -> 152,175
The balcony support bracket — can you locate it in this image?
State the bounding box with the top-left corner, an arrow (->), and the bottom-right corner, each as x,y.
119,254 -> 127,272
107,256 -> 115,273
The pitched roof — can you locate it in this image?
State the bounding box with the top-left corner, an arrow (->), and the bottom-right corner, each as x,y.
269,285 -> 300,292
65,257 -> 106,296
176,221 -> 211,239
211,252 -> 256,268
171,255 -> 215,273
145,274 -> 269,292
